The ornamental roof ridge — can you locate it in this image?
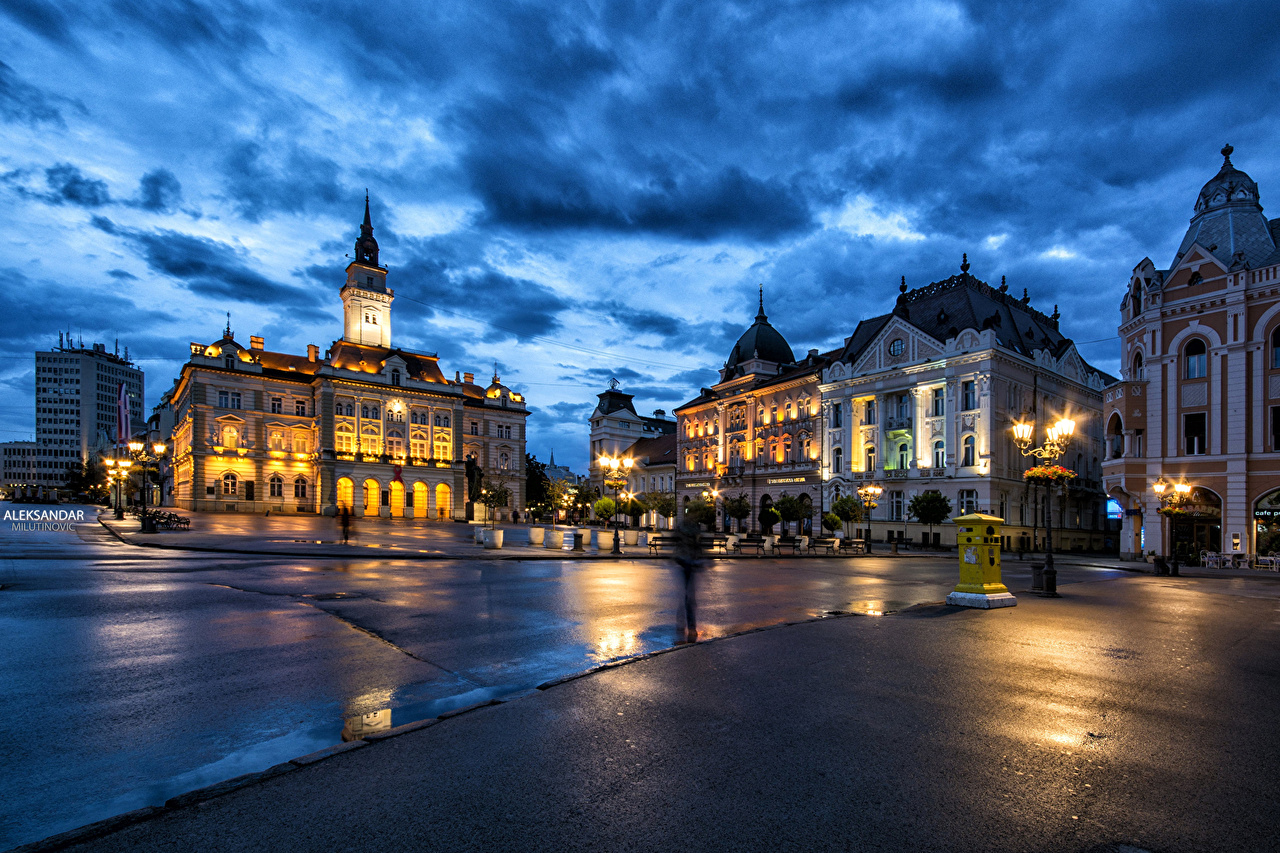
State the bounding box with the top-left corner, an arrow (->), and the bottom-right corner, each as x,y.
901,270 -> 1058,329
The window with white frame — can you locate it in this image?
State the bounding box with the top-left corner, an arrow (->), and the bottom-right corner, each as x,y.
958,489 -> 979,513
222,472 -> 238,495
888,490 -> 904,521
833,446 -> 843,473
865,444 -> 876,471
269,475 -> 283,497
294,477 -> 307,499
961,381 -> 976,411
270,397 -> 282,414
961,434 -> 976,467
933,440 -> 945,468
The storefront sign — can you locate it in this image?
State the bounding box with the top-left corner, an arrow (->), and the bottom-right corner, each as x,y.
767,476 -> 809,485
684,482 -> 711,488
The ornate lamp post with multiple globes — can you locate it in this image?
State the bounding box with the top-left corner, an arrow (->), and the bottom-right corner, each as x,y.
701,488 -> 720,532
598,454 -> 633,555
1152,477 -> 1193,566
857,482 -> 882,551
102,457 -> 132,519
1012,416 -> 1076,587
126,440 -> 168,533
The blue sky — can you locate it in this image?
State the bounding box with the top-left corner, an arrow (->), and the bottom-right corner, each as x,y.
3,0 -> 1278,473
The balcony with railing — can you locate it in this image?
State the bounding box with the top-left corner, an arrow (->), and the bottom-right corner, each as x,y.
885,415 -> 913,432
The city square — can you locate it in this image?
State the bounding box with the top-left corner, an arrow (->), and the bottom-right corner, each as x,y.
4,0 -> 1280,850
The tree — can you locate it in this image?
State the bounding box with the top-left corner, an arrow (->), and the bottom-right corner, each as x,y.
908,491 -> 952,543
758,505 -> 781,534
646,492 -> 677,528
525,454 -> 549,511
684,498 -> 716,529
545,477 -> 575,529
479,476 -> 513,528
723,493 -> 751,532
624,495 -> 647,527
831,495 -> 864,538
593,496 -> 616,522
63,460 -> 109,504
774,494 -> 804,537
822,512 -> 842,534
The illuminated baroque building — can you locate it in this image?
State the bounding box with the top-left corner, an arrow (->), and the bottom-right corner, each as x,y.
1103,146 -> 1280,560
821,263 -> 1113,549
676,274 -> 1115,547
167,200 -> 528,518
587,385 -> 677,525
675,293 -> 832,533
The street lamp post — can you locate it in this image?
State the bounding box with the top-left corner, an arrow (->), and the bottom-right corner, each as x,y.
1012,416 -> 1076,592
127,440 -> 168,533
103,458 -> 132,519
701,488 -> 720,532
598,454 -> 633,555
857,482 -> 882,553
1152,477 -> 1192,574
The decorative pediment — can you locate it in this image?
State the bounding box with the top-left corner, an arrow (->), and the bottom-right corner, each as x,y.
850,317 -> 944,374
214,413 -> 246,424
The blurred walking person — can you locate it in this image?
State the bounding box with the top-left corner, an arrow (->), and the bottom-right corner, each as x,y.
339,505 -> 351,545
672,519 -> 705,644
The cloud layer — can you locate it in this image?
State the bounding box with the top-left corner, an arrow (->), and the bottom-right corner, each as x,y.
2,0 -> 1278,466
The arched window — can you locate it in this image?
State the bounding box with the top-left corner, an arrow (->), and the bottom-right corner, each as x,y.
370,406 -> 379,419
221,425 -> 238,448
335,425 -> 354,453
962,434 -> 976,467
785,401 -> 793,420
1132,350 -> 1145,380
345,404 -> 354,416
361,405 -> 370,418
269,474 -> 283,497
386,430 -> 404,457
222,472 -> 238,495
1184,339 -> 1207,379
335,402 -> 343,415
1272,327 -> 1280,369
442,415 -> 450,428
833,446 -> 843,474
293,434 -> 309,454
269,430 -> 284,451
783,435 -> 793,460
933,440 -> 945,469
293,477 -> 307,499
897,442 -> 909,469
865,444 -> 876,471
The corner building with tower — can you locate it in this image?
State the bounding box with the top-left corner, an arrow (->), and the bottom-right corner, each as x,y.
166,200 -> 528,519
1103,146 -> 1280,560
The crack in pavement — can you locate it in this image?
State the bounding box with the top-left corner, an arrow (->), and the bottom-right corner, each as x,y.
206,582 -> 481,686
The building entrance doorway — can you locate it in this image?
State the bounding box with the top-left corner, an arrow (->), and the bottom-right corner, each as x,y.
1168,487 -> 1221,561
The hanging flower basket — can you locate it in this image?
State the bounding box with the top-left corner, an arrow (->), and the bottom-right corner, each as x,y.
1024,464 -> 1076,485
1157,505 -> 1191,518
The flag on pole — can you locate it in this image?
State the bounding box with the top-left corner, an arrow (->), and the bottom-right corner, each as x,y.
116,382 -> 129,443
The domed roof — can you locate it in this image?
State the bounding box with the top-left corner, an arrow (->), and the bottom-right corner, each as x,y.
1194,145 -> 1260,214
725,289 -> 794,370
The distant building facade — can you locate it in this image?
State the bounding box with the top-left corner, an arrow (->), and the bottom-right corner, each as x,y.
166,200 -> 528,518
1103,146 -> 1280,560
1,441 -> 37,496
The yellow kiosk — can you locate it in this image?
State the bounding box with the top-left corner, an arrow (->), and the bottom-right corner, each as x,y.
946,512 -> 1016,609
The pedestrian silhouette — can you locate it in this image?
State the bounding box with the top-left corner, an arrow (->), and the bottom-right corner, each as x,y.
339,506 -> 351,545
672,520 -> 705,644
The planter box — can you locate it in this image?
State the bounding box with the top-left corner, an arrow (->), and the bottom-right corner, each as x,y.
527,527 -> 545,545
545,530 -> 565,549
623,530 -> 639,546
596,529 -> 615,549
482,528 -> 504,549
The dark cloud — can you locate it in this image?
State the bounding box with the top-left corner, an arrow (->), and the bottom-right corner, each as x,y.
222,141 -> 347,222
44,163 -> 110,207
0,267 -> 174,349
0,61 -> 74,126
91,216 -> 328,318
0,0 -> 78,48
106,269 -> 137,280
133,168 -> 182,212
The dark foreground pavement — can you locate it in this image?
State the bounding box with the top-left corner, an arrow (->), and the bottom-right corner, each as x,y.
37,574 -> 1280,853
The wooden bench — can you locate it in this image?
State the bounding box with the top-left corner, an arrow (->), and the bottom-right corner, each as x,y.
810,537 -> 839,555
839,539 -> 867,555
735,536 -> 766,556
647,535 -> 677,555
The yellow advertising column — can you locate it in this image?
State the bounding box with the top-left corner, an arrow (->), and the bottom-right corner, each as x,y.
945,511 -> 1016,609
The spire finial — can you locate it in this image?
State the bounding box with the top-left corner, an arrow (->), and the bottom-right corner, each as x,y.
363,190 -> 372,229
1222,143 -> 1234,166
1022,288 -> 1030,304
999,275 -> 1008,293
756,283 -> 766,320
899,275 -> 907,294
493,361 -> 500,383
225,312 -> 232,338
960,253 -> 970,273
1051,304 -> 1060,321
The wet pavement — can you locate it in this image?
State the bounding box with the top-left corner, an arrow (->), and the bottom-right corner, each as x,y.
0,507 -> 1176,849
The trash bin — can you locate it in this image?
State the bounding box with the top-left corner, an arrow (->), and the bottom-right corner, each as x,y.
1031,562 -> 1045,591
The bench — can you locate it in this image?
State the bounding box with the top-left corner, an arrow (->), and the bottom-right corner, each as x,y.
734,536 -> 766,556
647,535 -> 677,555
810,537 -> 839,555
839,539 -> 867,555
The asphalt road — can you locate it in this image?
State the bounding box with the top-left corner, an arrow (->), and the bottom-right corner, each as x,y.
0,509 -> 1131,849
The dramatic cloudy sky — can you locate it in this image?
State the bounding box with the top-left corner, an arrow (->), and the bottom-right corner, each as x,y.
3,0 -> 1278,471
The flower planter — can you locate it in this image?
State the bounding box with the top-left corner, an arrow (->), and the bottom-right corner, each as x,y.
545,530 -> 565,549
596,529 -> 615,550
481,528 -> 504,549
623,530 -> 639,546
527,527 -> 545,545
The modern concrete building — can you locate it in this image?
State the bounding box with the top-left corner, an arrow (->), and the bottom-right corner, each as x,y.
1103,145 -> 1280,561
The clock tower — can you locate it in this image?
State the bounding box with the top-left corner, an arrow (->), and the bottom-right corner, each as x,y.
341,194 -> 393,347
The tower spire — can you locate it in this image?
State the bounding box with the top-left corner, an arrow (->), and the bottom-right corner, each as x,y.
353,192 -> 380,267
756,284 -> 767,321
224,312 -> 232,339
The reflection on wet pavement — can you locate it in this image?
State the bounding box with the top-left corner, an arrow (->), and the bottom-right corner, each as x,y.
0,513 -> 1141,849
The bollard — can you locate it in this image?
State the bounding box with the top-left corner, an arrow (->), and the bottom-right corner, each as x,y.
571,532 -> 584,552
1153,555 -> 1168,576
1170,556 -> 1180,577
1042,566 -> 1058,597
1030,562 -> 1044,591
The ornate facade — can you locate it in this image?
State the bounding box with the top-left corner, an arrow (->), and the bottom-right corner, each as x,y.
1103,146 -> 1280,559
675,294 -> 831,532
168,200 -> 528,518
821,265 -> 1112,549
